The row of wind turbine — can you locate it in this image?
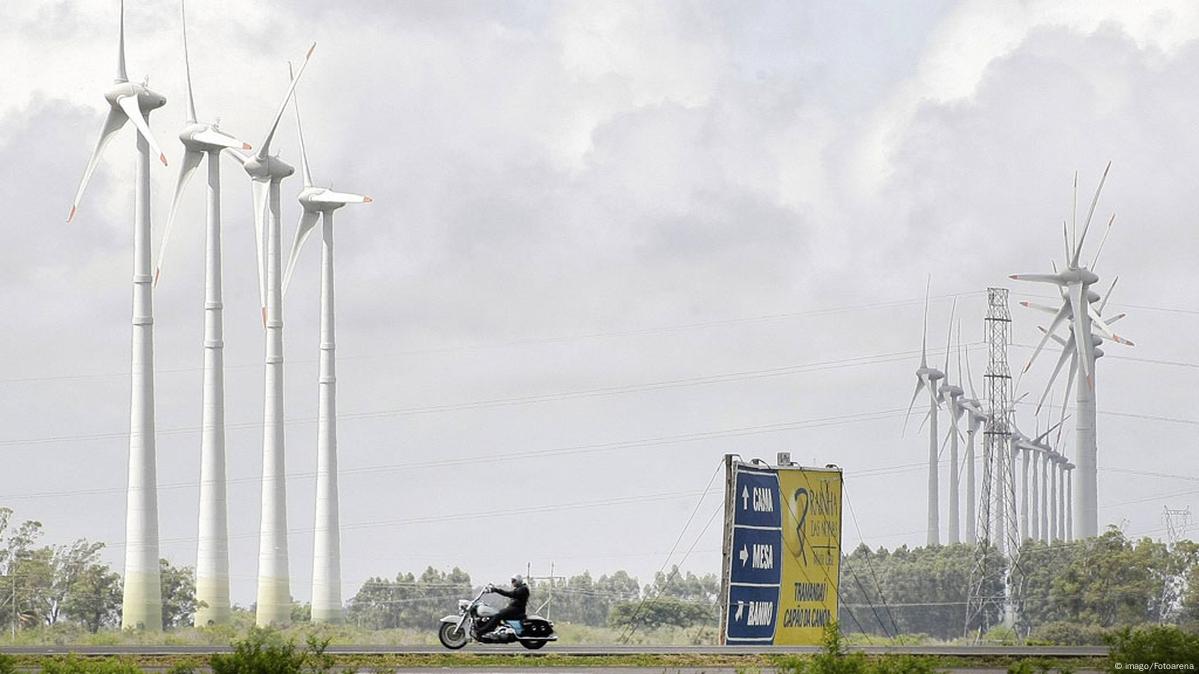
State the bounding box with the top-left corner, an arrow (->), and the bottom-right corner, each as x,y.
68,0 -> 367,628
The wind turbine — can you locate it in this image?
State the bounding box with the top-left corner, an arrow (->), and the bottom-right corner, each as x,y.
151,0 -> 250,627
937,309 -> 965,545
280,63 -> 372,625
1011,164 -> 1132,540
225,44 -> 316,627
1012,417 -> 1065,543
903,280 -> 945,546
67,0 -> 169,632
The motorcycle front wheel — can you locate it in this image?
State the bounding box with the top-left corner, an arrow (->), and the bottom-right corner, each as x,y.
438,622 -> 469,649
520,640 -> 547,650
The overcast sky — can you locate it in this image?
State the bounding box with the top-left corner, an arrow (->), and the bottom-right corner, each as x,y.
2,0 -> 1197,609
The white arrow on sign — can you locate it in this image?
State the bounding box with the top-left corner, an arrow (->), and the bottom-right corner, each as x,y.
734,601 -> 745,621
742,486 -> 749,510
739,545 -> 749,567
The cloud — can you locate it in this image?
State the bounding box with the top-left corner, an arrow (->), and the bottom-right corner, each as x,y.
2,1 -> 1196,607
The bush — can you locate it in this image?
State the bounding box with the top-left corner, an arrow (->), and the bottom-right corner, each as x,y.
1105,625 -> 1199,671
776,623 -> 939,674
209,628 -> 332,674
0,653 -> 14,674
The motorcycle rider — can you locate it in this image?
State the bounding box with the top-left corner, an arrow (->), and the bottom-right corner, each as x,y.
477,574 -> 530,637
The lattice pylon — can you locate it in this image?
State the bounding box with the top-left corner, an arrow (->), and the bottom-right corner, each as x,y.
965,287 -> 1016,639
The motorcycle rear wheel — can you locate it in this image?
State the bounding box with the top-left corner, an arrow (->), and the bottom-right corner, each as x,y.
439,623 -> 469,649
520,639 -> 547,650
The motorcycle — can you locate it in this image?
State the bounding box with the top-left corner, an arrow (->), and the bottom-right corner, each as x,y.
438,586 -> 557,650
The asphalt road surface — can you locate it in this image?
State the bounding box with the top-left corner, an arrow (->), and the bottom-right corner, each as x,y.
0,644 -> 1108,657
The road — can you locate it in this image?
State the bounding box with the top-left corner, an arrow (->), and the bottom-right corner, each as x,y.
0,644 -> 1108,657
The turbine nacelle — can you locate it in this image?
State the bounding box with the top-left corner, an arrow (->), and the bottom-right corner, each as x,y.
104,81 -> 167,114
238,152 -> 295,181
1009,267 -> 1099,288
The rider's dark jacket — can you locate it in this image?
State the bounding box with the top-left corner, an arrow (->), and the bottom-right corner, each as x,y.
491,584 -> 530,614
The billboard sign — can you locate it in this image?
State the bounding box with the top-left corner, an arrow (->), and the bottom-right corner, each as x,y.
721,457 -> 842,646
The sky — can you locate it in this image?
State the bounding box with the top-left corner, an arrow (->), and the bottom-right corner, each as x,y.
1,0 -> 1198,609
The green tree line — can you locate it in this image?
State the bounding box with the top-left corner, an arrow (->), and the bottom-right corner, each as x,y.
345,565 -> 720,630
839,528 -> 1199,642
0,508 -> 196,633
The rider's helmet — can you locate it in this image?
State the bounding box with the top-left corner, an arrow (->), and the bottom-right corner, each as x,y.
511,574 -> 526,587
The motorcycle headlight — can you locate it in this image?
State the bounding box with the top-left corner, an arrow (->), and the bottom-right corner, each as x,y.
458,600 -> 470,611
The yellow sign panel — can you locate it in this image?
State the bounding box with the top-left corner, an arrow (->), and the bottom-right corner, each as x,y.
775,467 -> 842,644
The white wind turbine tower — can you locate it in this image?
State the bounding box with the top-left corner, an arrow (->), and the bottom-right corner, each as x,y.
1038,448 -> 1049,542
937,309 -> 965,545
225,45 -> 317,627
1064,461 -> 1075,541
962,345 -> 987,544
1011,164 -> 1132,540
904,281 -> 945,546
151,0 -> 251,627
67,0 -> 169,631
281,63 -> 373,625
1012,417 -> 1065,543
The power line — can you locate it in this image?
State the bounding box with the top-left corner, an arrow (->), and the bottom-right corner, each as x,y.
0,291 -> 989,387
0,345 -> 967,448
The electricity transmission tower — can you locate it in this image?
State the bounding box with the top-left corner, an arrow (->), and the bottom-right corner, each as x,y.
965,287 -> 1019,639
1163,506 -> 1191,549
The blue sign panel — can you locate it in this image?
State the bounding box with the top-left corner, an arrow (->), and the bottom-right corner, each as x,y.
726,583 -> 780,643
733,469 -> 781,528
729,525 -> 782,586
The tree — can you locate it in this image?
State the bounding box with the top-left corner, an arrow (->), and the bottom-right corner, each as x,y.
62,563 -> 122,633
160,559 -> 198,630
347,567 -> 472,629
608,595 -> 713,629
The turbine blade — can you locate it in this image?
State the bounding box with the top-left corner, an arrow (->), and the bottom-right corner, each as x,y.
117,0 -> 128,82
180,0 -> 197,122
194,128 -> 251,150
1009,273 -> 1064,285
68,107 -> 128,222
1088,305 -> 1134,346
917,404 -> 934,434
311,190 -> 371,205
282,210 -> 320,296
288,62 -> 313,187
1037,325 -> 1070,348
1036,340 -> 1074,415
1090,213 -> 1116,271
258,43 -> 316,160
153,149 -> 204,286
1098,276 -> 1119,314
116,95 -> 168,166
1035,417 -> 1068,445
943,297 -> 956,379
964,343 -> 978,400
1107,312 -> 1127,325
902,378 -> 926,437
1067,283 -> 1092,382
1023,303 -> 1071,372
921,276 -> 930,368
1062,220 -> 1070,268
956,320 -> 963,384
222,147 -> 249,166
251,179 -> 270,313
1020,300 -> 1060,315
1058,355 -> 1077,447
1071,171 -> 1077,256
1074,161 -> 1111,267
